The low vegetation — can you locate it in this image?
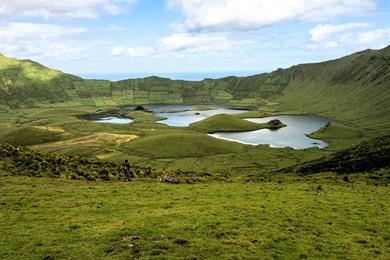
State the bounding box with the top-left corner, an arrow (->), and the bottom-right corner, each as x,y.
1,175 -> 389,259
279,135 -> 390,175
121,131 -> 247,159
308,123 -> 369,150
0,143 -> 150,181
189,114 -> 285,133
31,132 -> 138,152
0,126 -> 66,146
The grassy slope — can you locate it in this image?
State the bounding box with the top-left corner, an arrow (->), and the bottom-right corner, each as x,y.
280,135 -> 390,174
276,47 -> 390,132
1,175 -> 389,259
189,114 -> 284,133
309,123 -> 369,150
1,46 -> 389,133
0,126 -> 65,146
0,54 -> 83,108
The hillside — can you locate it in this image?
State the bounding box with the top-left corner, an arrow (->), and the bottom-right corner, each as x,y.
279,135 -> 390,175
1,46 -> 389,132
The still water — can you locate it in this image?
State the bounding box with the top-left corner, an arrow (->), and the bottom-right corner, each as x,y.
144,104 -> 247,127
94,105 -> 337,149
210,115 -> 336,149
95,117 -> 134,124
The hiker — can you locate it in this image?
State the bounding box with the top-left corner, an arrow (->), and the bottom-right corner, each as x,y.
122,160 -> 133,181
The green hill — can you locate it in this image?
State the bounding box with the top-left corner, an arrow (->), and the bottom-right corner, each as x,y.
121,132 -> 247,158
1,46 -> 389,132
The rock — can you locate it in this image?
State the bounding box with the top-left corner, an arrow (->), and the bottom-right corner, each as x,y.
159,175 -> 179,184
270,119 -> 282,126
268,119 -> 284,128
134,105 -> 145,111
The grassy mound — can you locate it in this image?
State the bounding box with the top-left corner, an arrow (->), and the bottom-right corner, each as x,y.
189,114 -> 284,133
121,132 -> 247,158
280,135 -> 390,174
309,123 -> 368,150
0,126 -> 65,146
127,110 -> 165,123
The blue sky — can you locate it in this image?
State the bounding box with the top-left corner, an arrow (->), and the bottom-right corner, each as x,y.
0,0 -> 389,79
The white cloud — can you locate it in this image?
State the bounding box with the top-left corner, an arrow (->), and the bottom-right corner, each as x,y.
158,33 -> 250,53
166,0 -> 376,31
310,23 -> 370,42
111,32 -> 251,58
112,46 -> 155,57
0,0 -> 137,19
0,22 -> 99,59
2,22 -> 87,41
306,27 -> 390,50
357,28 -> 390,44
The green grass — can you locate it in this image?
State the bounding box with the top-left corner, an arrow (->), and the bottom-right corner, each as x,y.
189,114 -> 284,133
126,110 -> 166,123
279,134 -> 390,175
1,175 -> 389,259
121,131 -> 247,159
0,126 -> 66,146
309,123 -> 370,150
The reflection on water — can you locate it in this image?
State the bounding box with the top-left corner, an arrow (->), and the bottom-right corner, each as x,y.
145,104 -> 247,127
209,115 -> 338,149
95,117 -> 133,124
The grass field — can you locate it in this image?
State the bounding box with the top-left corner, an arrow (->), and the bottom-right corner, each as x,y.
1,175 -> 389,259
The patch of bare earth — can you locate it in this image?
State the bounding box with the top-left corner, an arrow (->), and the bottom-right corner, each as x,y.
31,133 -> 138,152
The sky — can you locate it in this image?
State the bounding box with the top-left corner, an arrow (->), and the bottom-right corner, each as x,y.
0,0 -> 389,79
